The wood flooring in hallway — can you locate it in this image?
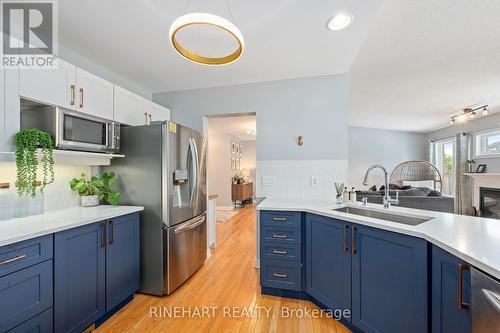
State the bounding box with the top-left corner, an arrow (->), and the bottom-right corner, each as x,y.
96,205 -> 352,333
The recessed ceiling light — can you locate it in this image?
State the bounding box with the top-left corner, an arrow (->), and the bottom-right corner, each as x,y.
327,12 -> 353,31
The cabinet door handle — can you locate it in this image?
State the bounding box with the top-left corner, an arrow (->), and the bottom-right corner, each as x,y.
0,254 -> 26,265
273,249 -> 287,255
272,217 -> 287,221
148,113 -> 152,124
351,226 -> 357,254
70,85 -> 75,106
144,112 -> 149,125
273,273 -> 287,278
458,264 -> 470,310
100,222 -> 106,248
79,88 -> 84,108
273,234 -> 287,239
344,224 -> 349,253
109,220 -> 114,245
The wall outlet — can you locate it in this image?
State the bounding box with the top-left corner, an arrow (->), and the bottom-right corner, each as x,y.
310,176 -> 318,187
262,176 -> 276,186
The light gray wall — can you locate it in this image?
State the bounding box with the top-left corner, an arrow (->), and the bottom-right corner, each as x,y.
59,45 -> 152,99
349,127 -> 428,189
153,74 -> 348,161
427,113 -> 500,172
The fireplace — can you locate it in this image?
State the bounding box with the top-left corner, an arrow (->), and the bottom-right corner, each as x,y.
480,187 -> 500,219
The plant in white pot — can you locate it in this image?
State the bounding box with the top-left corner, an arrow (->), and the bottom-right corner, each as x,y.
69,172 -> 121,207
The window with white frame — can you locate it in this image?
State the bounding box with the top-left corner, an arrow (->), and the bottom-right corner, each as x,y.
474,129 -> 500,157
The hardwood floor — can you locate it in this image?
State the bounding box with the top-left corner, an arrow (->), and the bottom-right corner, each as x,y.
96,205 -> 352,333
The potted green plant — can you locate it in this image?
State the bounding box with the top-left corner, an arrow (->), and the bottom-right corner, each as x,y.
13,129 -> 55,197
69,172 -> 121,207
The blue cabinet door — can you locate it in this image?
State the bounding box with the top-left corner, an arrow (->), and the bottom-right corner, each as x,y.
105,213 -> 140,311
54,222 -> 106,333
351,225 -> 428,333
432,245 -> 471,333
305,214 -> 352,316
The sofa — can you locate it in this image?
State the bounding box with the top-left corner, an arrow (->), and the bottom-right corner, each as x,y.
356,186 -> 455,213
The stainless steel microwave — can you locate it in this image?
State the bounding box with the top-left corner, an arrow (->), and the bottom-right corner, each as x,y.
20,100 -> 120,153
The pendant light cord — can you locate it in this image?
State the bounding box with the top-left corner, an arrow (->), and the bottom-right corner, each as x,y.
225,0 -> 235,22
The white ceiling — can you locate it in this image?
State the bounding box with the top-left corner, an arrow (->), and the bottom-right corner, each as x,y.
59,0 -> 500,133
208,115 -> 256,141
58,0 -> 383,93
348,0 -> 500,133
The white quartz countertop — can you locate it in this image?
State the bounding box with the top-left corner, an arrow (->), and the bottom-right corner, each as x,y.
258,198 -> 500,280
0,205 -> 144,247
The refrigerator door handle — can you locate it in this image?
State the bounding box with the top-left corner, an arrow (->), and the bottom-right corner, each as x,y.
174,215 -> 206,234
192,137 -> 200,211
188,138 -> 198,208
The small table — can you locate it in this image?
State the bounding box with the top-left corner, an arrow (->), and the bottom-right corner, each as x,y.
232,182 -> 253,207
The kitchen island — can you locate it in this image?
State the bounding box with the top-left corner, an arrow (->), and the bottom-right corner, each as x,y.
257,198 -> 500,333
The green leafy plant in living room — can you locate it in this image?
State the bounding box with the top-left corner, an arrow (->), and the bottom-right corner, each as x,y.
69,172 -> 121,206
13,128 -> 55,197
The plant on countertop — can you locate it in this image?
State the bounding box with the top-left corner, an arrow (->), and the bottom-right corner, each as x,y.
14,129 -> 55,197
69,172 -> 121,206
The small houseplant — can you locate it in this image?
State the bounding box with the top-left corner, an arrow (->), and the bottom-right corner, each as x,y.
13,129 -> 55,197
70,172 -> 121,207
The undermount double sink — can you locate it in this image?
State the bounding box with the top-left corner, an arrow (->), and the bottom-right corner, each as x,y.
332,206 -> 434,226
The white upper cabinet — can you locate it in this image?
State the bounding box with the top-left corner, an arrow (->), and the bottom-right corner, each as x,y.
113,85 -> 149,126
148,101 -> 171,123
19,59 -> 77,109
0,69 -> 5,151
75,67 -> 114,120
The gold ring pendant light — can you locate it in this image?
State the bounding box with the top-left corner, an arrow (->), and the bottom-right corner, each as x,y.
169,12 -> 244,66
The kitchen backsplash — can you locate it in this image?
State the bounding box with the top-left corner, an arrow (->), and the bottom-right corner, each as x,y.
256,159 -> 348,200
0,163 -> 91,212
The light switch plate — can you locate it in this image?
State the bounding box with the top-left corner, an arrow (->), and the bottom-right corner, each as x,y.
310,176 -> 318,187
262,176 -> 276,186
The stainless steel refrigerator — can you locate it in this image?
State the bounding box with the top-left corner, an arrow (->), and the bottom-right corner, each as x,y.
107,121 -> 207,295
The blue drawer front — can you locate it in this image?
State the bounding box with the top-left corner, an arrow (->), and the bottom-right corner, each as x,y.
261,226 -> 301,244
261,242 -> 301,262
0,235 -> 53,278
260,211 -> 302,228
8,307 -> 53,333
0,260 -> 53,332
260,259 -> 302,291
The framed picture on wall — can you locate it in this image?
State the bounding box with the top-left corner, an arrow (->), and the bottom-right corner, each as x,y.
231,157 -> 235,170
236,158 -> 240,170
239,144 -> 243,155
236,144 -> 240,155
231,142 -> 236,154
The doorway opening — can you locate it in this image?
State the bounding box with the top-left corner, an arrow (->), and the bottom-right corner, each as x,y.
204,113 -> 257,251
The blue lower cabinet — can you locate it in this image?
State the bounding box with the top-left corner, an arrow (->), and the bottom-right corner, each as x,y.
0,260 -> 53,332
260,259 -> 302,291
305,214 -> 352,317
8,308 -> 53,333
105,214 -> 140,311
54,222 -> 106,333
351,225 -> 428,333
432,245 -> 471,333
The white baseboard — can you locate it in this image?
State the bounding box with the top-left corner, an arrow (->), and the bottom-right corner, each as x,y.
254,259 -> 260,269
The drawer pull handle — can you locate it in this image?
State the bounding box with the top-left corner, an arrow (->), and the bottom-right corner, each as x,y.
273,273 -> 287,278
458,264 -> 470,310
272,217 -> 287,221
0,254 -> 27,265
273,234 -> 287,239
273,249 -> 287,255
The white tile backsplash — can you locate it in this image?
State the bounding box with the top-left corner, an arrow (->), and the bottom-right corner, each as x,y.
256,159 -> 348,200
0,162 -> 91,212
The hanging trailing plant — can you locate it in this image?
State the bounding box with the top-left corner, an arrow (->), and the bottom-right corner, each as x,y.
13,129 -> 55,197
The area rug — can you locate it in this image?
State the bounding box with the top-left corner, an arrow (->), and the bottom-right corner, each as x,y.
216,209 -> 238,223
